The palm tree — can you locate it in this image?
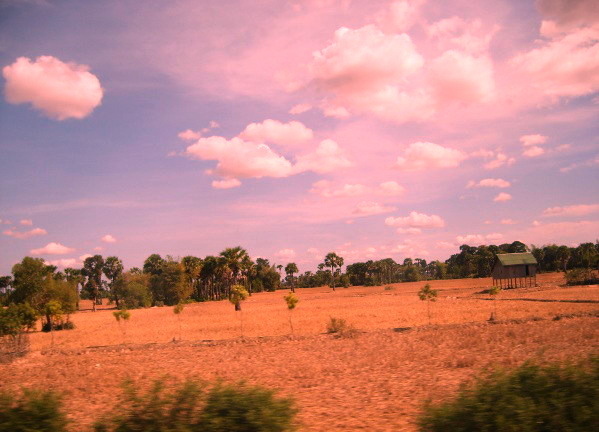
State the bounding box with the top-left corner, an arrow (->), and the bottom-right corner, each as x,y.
181,256 -> 202,300
285,263 -> 299,293
324,252 -> 344,291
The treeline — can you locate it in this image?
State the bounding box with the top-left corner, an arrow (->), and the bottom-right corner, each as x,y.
1,242 -> 598,321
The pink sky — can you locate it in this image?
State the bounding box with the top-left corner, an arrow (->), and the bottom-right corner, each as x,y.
0,0 -> 598,273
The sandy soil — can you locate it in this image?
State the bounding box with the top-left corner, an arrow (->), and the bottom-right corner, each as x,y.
1,273 -> 598,431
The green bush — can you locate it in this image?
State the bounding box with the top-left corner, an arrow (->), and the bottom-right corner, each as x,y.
565,268 -> 599,286
199,382 -> 297,432
0,303 -> 37,338
419,358 -> 599,432
0,389 -> 68,432
94,378 -> 297,432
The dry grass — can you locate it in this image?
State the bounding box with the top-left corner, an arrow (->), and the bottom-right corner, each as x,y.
1,273 -> 598,431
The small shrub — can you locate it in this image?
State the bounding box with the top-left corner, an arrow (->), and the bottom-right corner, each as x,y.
384,285 -> 394,291
94,378 -> 297,432
326,317 -> 357,338
0,388 -> 68,432
418,357 -> 599,432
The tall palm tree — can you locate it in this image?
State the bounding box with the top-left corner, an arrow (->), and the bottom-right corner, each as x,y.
324,252 -> 344,291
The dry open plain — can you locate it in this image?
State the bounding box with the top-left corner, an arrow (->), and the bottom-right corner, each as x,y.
1,273 -> 598,431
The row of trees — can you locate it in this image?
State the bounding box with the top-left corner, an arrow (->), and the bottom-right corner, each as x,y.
1,241 -> 597,317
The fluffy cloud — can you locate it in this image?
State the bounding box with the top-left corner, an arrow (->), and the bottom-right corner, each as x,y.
483,152 -> 516,170
3,227 -> 47,239
289,103 -> 312,114
520,134 -> 548,157
3,56 -> 103,120
311,25 -> 433,122
429,50 -> 495,105
352,201 -> 395,217
186,136 -> 294,180
428,17 -> 497,54
542,203 -> 599,217
396,141 -> 466,170
522,146 -> 545,157
212,178 -> 242,189
239,119 -> 314,147
494,192 -> 512,202
501,218 -> 517,225
30,242 -> 75,255
520,134 -> 548,146
178,129 -> 201,141
385,211 -> 445,230
101,234 -> 117,243
467,178 -> 511,188
377,0 -> 424,33
511,10 -> 599,98
456,232 -> 503,245
274,248 -> 296,260
20,219 -> 33,226
310,180 -> 367,198
294,139 -> 352,173
378,181 -> 405,195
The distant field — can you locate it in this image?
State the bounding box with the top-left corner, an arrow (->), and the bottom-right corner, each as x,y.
1,272 -> 598,431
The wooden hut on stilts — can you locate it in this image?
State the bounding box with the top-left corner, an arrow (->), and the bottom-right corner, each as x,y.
491,253 -> 538,289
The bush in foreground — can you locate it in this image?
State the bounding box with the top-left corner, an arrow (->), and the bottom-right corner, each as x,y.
0,389 -> 68,432
94,378 -> 297,432
419,358 -> 599,432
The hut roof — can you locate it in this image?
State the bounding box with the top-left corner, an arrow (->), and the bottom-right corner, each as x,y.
496,252 -> 537,266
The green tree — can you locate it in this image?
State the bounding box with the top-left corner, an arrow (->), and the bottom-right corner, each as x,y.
82,255 -> 105,312
103,256 -> 124,308
418,283 -> 438,325
284,263 -> 299,293
324,252 -> 344,291
9,257 -> 49,309
0,388 -> 69,432
149,259 -> 191,306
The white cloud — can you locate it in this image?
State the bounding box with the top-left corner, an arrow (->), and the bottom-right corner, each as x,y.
520,134 -> 548,146
20,219 -> 33,226
456,232 -> 503,245
310,180 -> 367,198
483,152 -> 515,170
186,136 -> 294,179
500,218 -> 517,225
378,181 -> 405,195
212,178 -> 242,189
47,258 -> 80,268
385,211 -> 445,230
178,129 -> 201,141
311,25 -> 433,123
522,146 -> 546,157
30,242 -> 75,255
289,103 -> 312,114
275,248 -> 296,260
294,139 -> 352,174
93,246 -> 105,251
239,119 -> 314,148
396,141 -> 466,171
101,234 -> 116,243
429,50 -> 495,105
352,201 -> 395,217
3,56 -> 103,120
396,227 -> 422,234
542,203 -> 599,217
467,178 -> 511,188
3,227 -> 47,239
493,192 -> 512,202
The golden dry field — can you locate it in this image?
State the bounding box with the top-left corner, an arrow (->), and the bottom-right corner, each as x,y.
1,273 -> 598,431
